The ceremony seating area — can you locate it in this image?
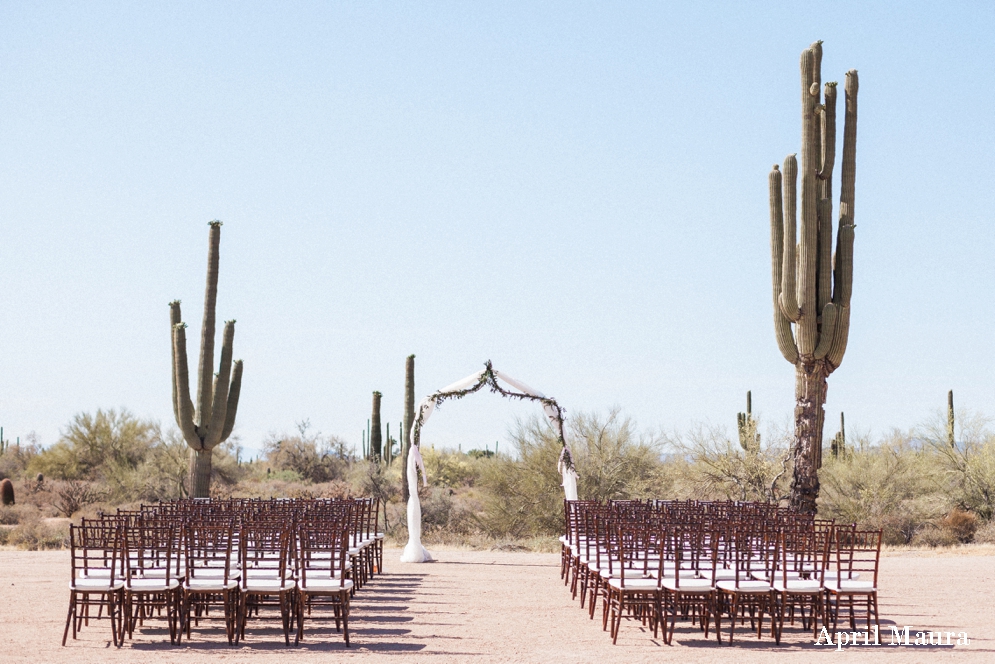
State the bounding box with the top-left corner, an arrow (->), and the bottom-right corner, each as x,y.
560,499 -> 882,645
62,497 -> 382,648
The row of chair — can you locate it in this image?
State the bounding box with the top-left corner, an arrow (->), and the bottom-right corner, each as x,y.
63,497 -> 383,648
560,499 -> 882,645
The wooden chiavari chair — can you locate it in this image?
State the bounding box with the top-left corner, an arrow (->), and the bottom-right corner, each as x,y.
296,518 -> 353,645
769,525 -> 827,643
122,521 -> 182,644
659,525 -> 718,646
237,522 -> 297,645
63,521 -> 126,647
182,520 -> 239,644
714,526 -> 775,644
824,528 -> 882,637
604,519 -> 663,644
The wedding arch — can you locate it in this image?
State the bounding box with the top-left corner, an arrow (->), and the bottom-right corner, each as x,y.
400,361 -> 578,563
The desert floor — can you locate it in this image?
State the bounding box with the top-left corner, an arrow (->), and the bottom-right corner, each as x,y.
0,546 -> 992,663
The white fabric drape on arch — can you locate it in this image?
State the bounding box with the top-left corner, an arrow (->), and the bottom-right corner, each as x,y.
400,368 -> 578,564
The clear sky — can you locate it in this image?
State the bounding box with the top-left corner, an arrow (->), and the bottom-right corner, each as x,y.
1,2 -> 993,455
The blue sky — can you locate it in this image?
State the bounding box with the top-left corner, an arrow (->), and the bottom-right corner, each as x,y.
1,2 -> 993,455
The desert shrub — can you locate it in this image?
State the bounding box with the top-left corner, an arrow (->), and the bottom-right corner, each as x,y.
573,410 -> 669,502
7,515 -> 69,550
355,460 -> 402,530
477,416 -> 568,539
974,519 -> 995,544
819,430 -> 949,544
418,487 -> 483,536
666,422 -> 791,503
910,523 -> 959,548
421,448 -> 480,488
941,508 -> 978,543
262,422 -> 352,484
54,480 -> 102,517
0,436 -> 40,481
0,506 -> 17,525
918,411 -> 995,521
478,410 -> 667,539
30,410 -> 160,482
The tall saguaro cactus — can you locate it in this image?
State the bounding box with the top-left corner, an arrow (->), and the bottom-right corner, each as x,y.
769,42 -> 859,514
401,354 -> 415,500
171,221 -> 244,498
370,391 -> 383,461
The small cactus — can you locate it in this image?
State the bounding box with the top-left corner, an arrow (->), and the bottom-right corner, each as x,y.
1,478 -> 14,506
736,391 -> 761,454
947,390 -> 956,448
371,391 -> 383,461
829,412 -> 846,460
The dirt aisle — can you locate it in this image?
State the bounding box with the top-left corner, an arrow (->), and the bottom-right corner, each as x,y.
0,548 -> 992,662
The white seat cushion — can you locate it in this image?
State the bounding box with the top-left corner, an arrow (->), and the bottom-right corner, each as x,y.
78,568 -> 117,579
825,579 -> 875,593
756,570 -> 801,581
299,578 -> 354,592
185,579 -> 238,591
243,579 -> 295,593
662,578 -> 714,591
189,567 -> 240,579
772,579 -> 822,593
72,578 -> 124,591
713,568 -> 754,581
608,577 -> 659,590
129,578 -> 180,592
717,580 -> 771,593
651,569 -> 698,579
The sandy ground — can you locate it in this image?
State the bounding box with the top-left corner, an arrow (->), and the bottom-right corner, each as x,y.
0,547 -> 992,663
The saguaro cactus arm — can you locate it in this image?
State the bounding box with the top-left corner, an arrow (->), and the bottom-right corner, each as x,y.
205,320 -> 236,449
797,48 -> 820,357
169,300 -> 192,427
770,164 -> 799,363
778,155 -> 800,322
196,221 -> 222,429
172,323 -> 202,448
832,70 -> 859,312
221,360 -> 243,442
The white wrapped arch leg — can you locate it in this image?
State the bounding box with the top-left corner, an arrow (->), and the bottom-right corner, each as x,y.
561,466 -> 578,501
400,445 -> 432,563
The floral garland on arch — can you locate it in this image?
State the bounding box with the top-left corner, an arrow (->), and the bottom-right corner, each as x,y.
400,360 -> 578,564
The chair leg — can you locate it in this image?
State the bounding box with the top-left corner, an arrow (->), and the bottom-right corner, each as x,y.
295,593 -> 305,645
62,591 -> 76,646
281,592 -> 291,646
342,591 -> 351,647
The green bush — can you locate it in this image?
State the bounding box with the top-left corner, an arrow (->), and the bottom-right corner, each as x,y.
818,430 -> 948,544
665,422 -> 792,503
7,515 -> 69,550
262,424 -> 352,484
421,448 -> 481,489
573,410 -> 669,502
918,411 -> 995,521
